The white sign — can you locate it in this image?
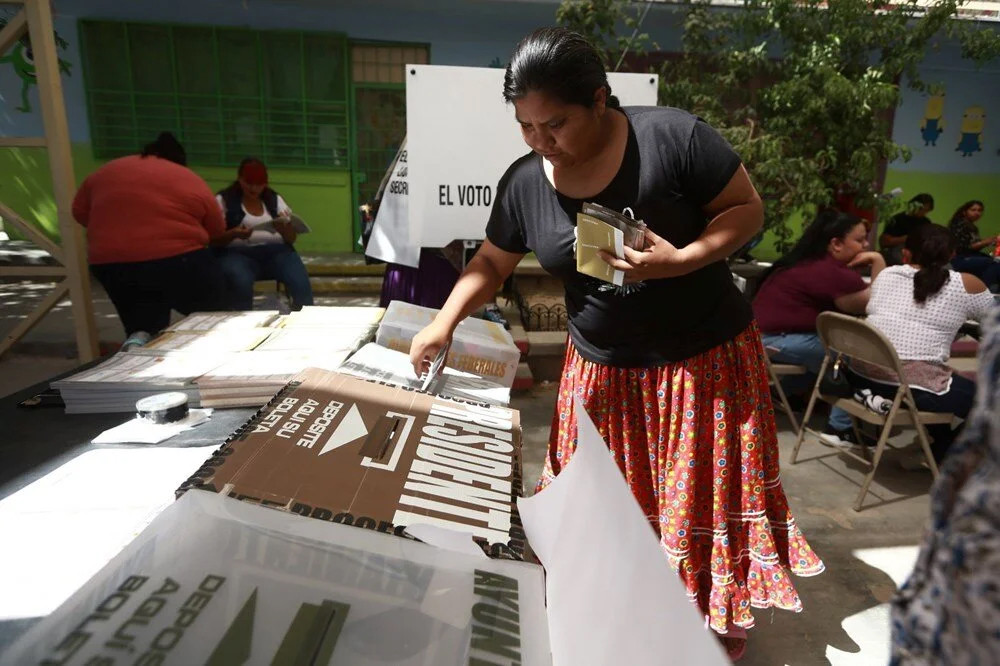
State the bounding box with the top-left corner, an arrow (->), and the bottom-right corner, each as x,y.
407,64 -> 658,248
366,140 -> 420,267
518,397 -> 729,666
4,491 -> 552,665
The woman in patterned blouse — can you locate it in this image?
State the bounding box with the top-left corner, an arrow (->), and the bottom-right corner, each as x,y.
854,224 -> 993,462
948,200 -> 1000,290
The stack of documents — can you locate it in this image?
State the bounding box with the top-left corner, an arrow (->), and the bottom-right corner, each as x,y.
376,301 -> 520,389
575,201 -> 647,286
53,307 -> 386,413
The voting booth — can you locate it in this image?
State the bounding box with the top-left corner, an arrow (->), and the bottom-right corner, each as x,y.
366,65 -> 659,267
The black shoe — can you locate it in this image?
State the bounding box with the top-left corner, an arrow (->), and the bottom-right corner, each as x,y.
819,425 -> 864,451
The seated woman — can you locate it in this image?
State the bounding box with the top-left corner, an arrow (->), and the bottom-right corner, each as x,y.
853,223 -> 993,463
213,158 -> 314,310
948,199 -> 1000,291
753,210 -> 886,446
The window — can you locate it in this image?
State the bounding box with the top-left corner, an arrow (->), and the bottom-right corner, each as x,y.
351,44 -> 427,84
350,42 -> 428,207
79,20 -> 350,168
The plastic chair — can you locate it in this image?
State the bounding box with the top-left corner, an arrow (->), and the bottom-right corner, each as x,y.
792,312 -> 949,511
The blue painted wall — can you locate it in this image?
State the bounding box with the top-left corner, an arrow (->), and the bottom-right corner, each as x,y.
2,0 -> 997,247
1,0 -> 564,142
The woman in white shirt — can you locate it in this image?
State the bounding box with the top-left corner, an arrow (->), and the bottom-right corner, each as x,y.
213,158 -> 314,310
853,223 -> 993,462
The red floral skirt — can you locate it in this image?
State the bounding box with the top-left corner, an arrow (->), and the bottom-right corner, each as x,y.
537,322 -> 824,633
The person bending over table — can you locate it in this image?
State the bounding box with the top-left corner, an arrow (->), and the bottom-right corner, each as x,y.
72,132 -> 229,341
407,26 -> 823,660
213,158 -> 314,311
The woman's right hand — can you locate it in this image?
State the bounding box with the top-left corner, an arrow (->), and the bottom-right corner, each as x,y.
229,226 -> 253,241
409,320 -> 453,377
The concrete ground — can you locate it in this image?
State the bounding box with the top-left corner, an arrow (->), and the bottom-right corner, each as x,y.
0,279 -> 938,665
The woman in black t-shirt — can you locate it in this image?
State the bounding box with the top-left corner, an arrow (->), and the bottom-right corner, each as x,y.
409,27 -> 822,658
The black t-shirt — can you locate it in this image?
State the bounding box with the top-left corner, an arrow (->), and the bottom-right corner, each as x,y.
486,106 -> 751,367
883,213 -> 931,239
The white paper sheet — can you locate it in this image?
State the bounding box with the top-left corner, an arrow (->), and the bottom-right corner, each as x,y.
517,396 -> 728,666
0,447 -> 216,620
3,492 -> 551,665
405,523 -> 488,560
91,408 -> 213,444
367,139 -> 421,267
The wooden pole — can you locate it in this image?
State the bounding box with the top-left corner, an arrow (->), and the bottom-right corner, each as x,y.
0,9 -> 27,57
23,0 -> 98,362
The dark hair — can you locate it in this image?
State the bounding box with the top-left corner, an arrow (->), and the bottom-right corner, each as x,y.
908,193 -> 934,212
949,200 -> 985,225
503,27 -> 621,109
220,157 -> 268,196
141,132 -> 186,166
765,210 -> 865,280
906,224 -> 953,304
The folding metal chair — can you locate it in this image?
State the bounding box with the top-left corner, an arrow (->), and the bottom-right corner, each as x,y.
792,311 -> 949,511
764,352 -> 806,433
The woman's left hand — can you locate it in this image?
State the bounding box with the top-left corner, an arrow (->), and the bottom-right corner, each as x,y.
598,227 -> 690,283
847,251 -> 886,269
274,217 -> 296,244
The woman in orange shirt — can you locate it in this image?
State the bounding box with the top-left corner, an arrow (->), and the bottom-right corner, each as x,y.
72,132 -> 230,339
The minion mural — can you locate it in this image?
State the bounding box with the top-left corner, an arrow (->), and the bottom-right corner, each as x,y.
956,105 -> 985,157
921,94 -> 945,146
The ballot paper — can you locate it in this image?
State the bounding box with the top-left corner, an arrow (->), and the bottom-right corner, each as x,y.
517,396 -> 728,666
575,214 -> 625,286
575,202 -> 647,287
91,409 -> 213,445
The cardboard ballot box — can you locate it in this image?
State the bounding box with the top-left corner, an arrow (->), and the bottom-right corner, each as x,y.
2,491 -> 549,666
179,367 -> 526,560
339,342 -> 511,407
376,301 -> 520,389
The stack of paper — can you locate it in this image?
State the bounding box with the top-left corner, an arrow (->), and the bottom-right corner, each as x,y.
131,327 -> 274,355
54,307 -> 386,413
164,310 -> 280,332
376,301 -> 520,389
254,326 -> 368,353
51,352 -> 220,414
575,201 -> 647,286
194,349 -> 353,408
276,305 -> 385,331
339,342 -> 512,406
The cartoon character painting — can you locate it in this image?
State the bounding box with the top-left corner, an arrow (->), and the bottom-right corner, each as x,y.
956,105 -> 985,157
0,17 -> 72,114
920,94 -> 945,146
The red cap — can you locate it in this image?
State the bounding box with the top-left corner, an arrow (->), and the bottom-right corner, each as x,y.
240,162 -> 268,186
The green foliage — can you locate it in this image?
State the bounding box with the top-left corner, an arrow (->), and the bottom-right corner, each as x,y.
556,0 -> 655,69
558,0 -> 1000,253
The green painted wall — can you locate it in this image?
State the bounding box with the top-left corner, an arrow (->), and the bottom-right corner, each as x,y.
747,169 -> 999,263
0,145 -> 354,252
882,170 -> 1000,239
